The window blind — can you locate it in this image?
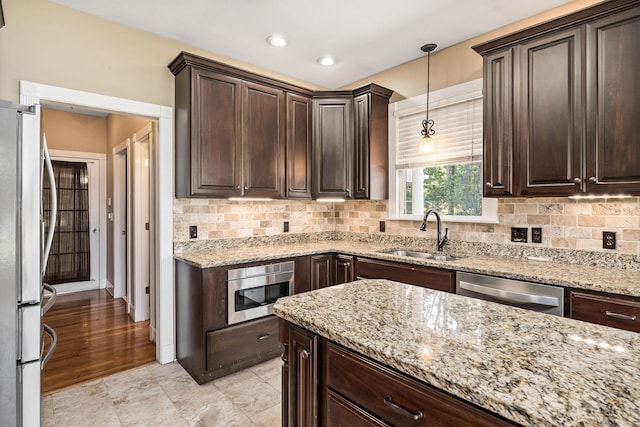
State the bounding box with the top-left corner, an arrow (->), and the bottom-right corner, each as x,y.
395,87 -> 483,169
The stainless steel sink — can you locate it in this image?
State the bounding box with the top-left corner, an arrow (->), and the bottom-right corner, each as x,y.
377,248 -> 466,261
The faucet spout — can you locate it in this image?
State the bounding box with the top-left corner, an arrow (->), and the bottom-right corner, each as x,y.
419,209 -> 449,252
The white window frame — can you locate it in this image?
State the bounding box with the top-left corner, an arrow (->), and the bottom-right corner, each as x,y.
388,79 -> 498,224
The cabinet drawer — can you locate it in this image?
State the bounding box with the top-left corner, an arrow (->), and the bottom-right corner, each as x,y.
570,291 -> 640,333
207,316 -> 281,375
324,342 -> 515,427
356,257 -> 454,293
326,389 -> 389,427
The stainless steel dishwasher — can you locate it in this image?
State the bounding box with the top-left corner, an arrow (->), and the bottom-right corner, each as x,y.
456,272 -> 564,316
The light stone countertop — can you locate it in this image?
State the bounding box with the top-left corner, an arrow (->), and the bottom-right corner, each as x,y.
273,279 -> 640,427
174,240 -> 640,297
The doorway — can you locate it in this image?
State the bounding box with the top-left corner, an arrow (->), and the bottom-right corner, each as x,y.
20,80 -> 175,365
113,123 -> 155,325
46,150 -> 107,295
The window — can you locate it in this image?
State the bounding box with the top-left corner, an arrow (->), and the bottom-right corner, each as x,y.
389,79 -> 497,223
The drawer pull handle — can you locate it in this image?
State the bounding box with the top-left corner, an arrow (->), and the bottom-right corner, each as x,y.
605,311 -> 637,322
257,334 -> 270,340
383,396 -> 423,421
300,349 -> 311,360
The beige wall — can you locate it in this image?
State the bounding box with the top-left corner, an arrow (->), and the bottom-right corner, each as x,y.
344,0 -> 604,102
105,114 -> 156,286
0,0 -> 322,106
41,108 -> 107,153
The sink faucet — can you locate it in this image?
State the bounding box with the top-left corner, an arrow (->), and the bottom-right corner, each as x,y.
420,209 -> 449,252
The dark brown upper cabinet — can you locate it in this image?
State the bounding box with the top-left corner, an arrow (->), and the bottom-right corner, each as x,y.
286,93 -> 313,199
474,0 -> 640,197
242,82 -> 286,198
353,85 -> 393,200
170,52 -> 311,198
312,85 -> 392,200
482,48 -> 514,197
585,6 -> 640,194
173,66 -> 242,198
312,95 -> 354,199
517,27 -> 583,196
170,52 -> 392,200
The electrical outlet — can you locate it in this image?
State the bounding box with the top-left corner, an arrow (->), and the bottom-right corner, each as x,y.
603,231 -> 616,250
189,225 -> 197,239
531,227 -> 542,244
283,221 -> 289,232
379,221 -> 386,233
511,227 -> 528,243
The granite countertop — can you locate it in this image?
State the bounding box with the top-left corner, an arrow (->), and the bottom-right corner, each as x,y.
273,279 -> 640,427
174,240 -> 640,297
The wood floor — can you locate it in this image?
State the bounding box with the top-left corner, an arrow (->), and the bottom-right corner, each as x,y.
42,289 -> 156,394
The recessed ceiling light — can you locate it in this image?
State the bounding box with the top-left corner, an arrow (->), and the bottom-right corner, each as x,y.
266,34 -> 288,47
317,55 -> 335,66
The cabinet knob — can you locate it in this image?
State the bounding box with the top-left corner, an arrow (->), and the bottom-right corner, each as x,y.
244,185 -> 249,190
236,185 -> 241,190
300,349 -> 311,360
346,188 -> 350,192
574,177 -> 582,184
589,177 -> 597,183
485,182 -> 493,188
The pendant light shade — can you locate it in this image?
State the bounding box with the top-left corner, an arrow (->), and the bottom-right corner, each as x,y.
419,43 -> 437,152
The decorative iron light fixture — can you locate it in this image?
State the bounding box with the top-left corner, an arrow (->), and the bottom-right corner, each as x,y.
419,43 -> 437,153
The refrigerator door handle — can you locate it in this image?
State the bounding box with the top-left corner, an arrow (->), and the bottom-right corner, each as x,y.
41,323 -> 57,368
42,135 -> 57,278
42,283 -> 57,315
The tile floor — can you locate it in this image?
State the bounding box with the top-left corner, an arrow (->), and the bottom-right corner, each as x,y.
41,357 -> 282,427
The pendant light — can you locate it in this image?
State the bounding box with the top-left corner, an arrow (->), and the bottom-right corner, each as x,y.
419,43 -> 437,153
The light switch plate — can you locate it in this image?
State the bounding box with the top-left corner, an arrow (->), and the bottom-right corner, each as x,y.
531,227 -> 542,244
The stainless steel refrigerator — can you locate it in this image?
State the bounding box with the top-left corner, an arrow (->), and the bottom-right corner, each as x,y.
0,100 -> 57,426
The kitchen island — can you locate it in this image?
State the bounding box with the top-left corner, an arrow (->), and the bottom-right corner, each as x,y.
273,279 -> 640,426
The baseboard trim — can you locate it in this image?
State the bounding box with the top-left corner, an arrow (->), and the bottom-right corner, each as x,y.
51,281 -> 99,295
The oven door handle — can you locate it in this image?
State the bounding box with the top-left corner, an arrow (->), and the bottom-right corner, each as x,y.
458,281 -> 560,307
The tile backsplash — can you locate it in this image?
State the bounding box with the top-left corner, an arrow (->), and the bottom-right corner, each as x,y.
174,197 -> 640,256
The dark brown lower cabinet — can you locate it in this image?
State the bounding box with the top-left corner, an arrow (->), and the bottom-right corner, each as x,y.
335,254 -> 354,285
355,257 -> 455,293
175,256 -> 308,384
569,290 -> 640,333
280,320 -> 517,427
206,316 -> 280,378
282,322 -> 319,427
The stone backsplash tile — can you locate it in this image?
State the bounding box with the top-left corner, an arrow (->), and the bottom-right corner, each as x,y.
173,197 -> 640,262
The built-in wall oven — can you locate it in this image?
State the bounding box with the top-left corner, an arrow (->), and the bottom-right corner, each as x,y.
456,271 -> 564,316
227,261 -> 294,325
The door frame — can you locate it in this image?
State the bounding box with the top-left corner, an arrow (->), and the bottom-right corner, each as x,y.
112,139 -> 130,302
20,80 -> 175,364
48,149 -> 107,294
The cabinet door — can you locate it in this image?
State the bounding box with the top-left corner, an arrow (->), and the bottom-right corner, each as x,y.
287,324 -> 319,427
313,98 -> 353,199
335,255 -> 354,285
586,6 -> 640,194
482,49 -> 514,197
286,93 -> 312,199
188,69 -> 242,197
517,28 -> 583,196
355,257 -> 454,293
242,82 -> 285,198
353,93 -> 370,200
310,254 -> 335,290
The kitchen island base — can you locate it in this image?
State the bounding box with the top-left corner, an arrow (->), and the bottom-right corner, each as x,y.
279,320 -> 518,427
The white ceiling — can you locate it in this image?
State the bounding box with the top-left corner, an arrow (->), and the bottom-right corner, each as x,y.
51,0 -> 573,89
